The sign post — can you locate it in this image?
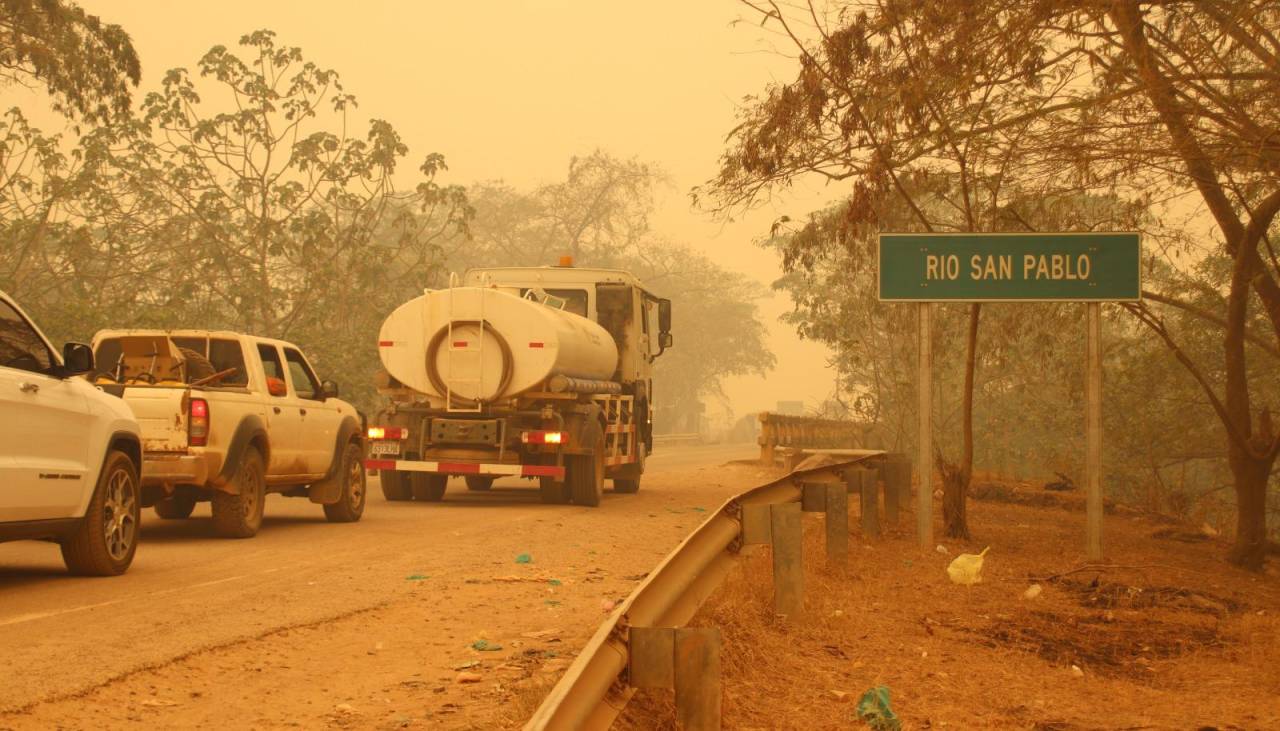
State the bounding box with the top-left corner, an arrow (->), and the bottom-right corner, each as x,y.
878,233 -> 1140,557
918,302 -> 932,549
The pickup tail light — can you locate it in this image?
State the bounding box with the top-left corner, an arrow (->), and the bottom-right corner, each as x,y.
189,398 -> 210,447
521,430 -> 563,445
368,426 -> 408,440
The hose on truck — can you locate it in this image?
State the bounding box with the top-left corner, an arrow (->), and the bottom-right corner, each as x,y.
424,319 -> 514,409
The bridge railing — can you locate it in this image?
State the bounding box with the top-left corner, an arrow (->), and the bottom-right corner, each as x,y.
757,412 -> 866,466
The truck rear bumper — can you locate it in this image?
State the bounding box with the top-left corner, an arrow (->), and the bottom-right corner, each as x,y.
142,454 -> 209,485
364,459 -> 564,480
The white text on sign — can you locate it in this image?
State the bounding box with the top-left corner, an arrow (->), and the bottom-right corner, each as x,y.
924,254 -> 1093,281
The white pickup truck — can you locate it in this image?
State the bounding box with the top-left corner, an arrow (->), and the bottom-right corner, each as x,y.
0,291 -> 143,575
90,330 -> 366,538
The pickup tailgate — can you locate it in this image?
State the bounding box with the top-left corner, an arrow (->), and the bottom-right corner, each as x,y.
121,386 -> 190,453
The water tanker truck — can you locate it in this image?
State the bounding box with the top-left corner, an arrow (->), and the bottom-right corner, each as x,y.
363,261 -> 672,506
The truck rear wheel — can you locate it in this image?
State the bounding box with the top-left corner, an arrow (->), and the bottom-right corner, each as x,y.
211,449 -> 266,538
154,495 -> 197,519
465,475 -> 495,491
567,446 -> 604,507
539,477 -> 568,504
380,470 -> 412,501
411,473 -> 447,501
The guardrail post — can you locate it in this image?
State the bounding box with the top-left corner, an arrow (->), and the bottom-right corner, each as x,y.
846,468 -> 879,538
675,627 -> 721,730
758,413 -> 774,466
824,482 -> 848,568
770,502 -> 803,617
881,454 -> 910,527
629,627 -> 723,730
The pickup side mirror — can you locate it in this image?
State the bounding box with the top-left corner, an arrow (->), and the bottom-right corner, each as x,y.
659,332 -> 674,350
320,379 -> 339,399
61,342 -> 95,376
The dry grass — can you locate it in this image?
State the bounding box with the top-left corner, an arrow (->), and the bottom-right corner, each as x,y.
617,480 -> 1280,730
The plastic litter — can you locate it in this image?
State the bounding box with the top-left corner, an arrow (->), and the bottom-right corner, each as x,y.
515,553 -> 532,564
471,639 -> 503,652
1023,583 -> 1043,600
935,544 -> 949,555
946,547 -> 991,585
405,573 -> 429,581
855,685 -> 901,731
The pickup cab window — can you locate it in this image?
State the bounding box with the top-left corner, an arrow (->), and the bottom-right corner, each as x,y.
0,300 -> 53,375
257,344 -> 288,397
283,348 -> 321,400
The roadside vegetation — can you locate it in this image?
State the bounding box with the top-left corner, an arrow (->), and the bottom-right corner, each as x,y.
704,0 -> 1280,569
0,2 -> 772,427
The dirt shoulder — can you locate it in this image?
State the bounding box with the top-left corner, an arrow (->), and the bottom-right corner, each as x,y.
0,451 -> 771,731
619,478 -> 1280,730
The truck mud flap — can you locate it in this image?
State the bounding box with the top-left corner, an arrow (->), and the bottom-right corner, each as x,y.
364,459 -> 564,480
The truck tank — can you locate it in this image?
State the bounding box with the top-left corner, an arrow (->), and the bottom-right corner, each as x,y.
377,287 -> 618,403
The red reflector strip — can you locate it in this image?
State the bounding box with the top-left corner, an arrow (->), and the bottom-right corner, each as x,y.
364,459 -> 397,470
452,341 -> 468,348
528,342 -> 544,348
378,340 -> 395,347
521,465 -> 565,478
438,462 -> 481,474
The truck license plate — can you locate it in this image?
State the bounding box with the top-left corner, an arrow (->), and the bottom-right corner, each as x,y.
369,441 -> 401,457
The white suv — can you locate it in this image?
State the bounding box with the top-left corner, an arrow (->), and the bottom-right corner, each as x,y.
0,291 -> 143,576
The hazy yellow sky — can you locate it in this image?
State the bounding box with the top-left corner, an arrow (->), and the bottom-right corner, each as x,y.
74,0 -> 841,424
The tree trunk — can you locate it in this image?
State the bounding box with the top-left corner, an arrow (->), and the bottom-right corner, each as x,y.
1226,447 -> 1273,570
943,303 -> 981,540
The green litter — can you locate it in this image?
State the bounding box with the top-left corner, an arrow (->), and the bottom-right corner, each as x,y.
691,506 -> 707,512
547,579 -> 562,586
856,685 -> 901,731
515,553 -> 532,564
405,574 -> 429,581
471,639 -> 503,652
544,599 -> 561,606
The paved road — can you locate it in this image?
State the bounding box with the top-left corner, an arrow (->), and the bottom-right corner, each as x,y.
0,442 -> 762,728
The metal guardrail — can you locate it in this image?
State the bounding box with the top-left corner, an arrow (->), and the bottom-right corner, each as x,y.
757,412 -> 866,466
651,432 -> 703,445
524,449 -> 909,730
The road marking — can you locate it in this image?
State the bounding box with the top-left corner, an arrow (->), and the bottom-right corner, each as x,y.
0,598 -> 126,628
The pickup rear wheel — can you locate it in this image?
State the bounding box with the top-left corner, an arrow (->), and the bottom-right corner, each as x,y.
411,474 -> 447,502
323,442 -> 366,523
380,470 -> 412,501
567,445 -> 605,508
154,495 -> 197,519
465,475 -> 495,492
211,449 -> 266,538
60,450 -> 140,576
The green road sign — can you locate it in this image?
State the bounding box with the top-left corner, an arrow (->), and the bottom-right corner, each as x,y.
878,232 -> 1141,302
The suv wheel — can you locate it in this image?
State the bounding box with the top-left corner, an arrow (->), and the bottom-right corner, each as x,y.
211,448 -> 266,538
61,450 -> 140,576
323,442 -> 366,523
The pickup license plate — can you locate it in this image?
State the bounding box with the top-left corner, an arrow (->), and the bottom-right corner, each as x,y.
369,441 -> 401,457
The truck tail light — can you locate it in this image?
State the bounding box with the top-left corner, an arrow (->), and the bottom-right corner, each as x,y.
521,430 -> 563,445
368,426 -> 408,440
189,398 -> 209,447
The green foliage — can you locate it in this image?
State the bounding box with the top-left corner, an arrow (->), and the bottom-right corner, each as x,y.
0,0 -> 139,123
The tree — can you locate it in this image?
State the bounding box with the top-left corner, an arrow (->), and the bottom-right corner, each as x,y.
0,0 -> 139,123
715,0 -> 1280,567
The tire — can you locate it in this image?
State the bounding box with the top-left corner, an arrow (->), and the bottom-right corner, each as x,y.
211,448 -> 266,538
154,495 -> 197,519
539,476 -> 568,504
411,473 -> 447,501
567,444 -> 605,507
60,450 -> 140,576
380,470 -> 412,501
465,475 -> 495,492
323,442 -> 366,523
613,443 -> 645,494
179,347 -> 216,382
